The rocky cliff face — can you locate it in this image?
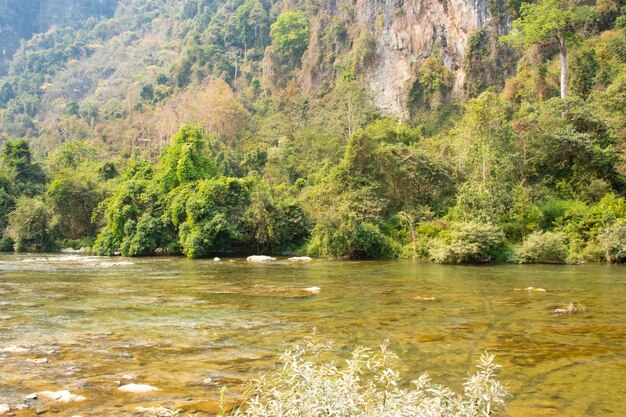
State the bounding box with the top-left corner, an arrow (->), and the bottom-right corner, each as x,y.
357,0 -> 492,117
300,0 -> 496,117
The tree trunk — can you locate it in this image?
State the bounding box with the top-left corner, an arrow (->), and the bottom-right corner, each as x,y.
558,31 -> 568,99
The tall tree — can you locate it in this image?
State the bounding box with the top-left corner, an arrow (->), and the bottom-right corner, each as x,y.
501,0 -> 596,98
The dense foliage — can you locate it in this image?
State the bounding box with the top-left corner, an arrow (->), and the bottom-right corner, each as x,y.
0,0 -> 625,263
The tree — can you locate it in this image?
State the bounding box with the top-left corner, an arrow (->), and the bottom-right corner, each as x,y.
270,11 -> 310,62
501,0 -> 596,98
1,139 -> 46,189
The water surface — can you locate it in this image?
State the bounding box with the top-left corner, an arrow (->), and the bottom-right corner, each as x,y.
0,254 -> 624,416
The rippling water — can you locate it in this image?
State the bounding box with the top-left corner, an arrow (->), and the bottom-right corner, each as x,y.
0,254 -> 624,416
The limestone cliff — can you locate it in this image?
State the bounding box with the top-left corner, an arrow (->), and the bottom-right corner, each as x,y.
300,0 -> 498,117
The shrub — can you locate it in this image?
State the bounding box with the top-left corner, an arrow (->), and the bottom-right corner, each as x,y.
224,339 -> 508,417
429,222 -> 506,264
6,196 -> 58,252
597,221 -> 626,263
308,210 -> 398,259
517,231 -> 569,263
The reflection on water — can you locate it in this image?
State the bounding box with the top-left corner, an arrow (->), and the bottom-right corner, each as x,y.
0,254 -> 624,416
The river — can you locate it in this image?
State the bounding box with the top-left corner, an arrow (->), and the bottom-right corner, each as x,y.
0,254 -> 624,416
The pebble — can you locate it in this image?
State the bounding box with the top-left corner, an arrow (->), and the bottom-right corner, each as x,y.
118,383 -> 160,393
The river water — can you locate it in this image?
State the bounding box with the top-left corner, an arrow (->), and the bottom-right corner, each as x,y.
0,254 -> 624,416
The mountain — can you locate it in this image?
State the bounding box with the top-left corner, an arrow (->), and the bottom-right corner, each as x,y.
0,0 -> 118,72
0,0 -> 516,146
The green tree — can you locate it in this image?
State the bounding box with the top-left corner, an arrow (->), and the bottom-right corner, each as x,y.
47,169 -> 103,239
1,139 -> 46,192
270,11 -> 310,62
0,82 -> 16,108
501,0 -> 597,98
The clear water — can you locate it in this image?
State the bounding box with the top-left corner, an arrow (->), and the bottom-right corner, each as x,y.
0,254 -> 624,416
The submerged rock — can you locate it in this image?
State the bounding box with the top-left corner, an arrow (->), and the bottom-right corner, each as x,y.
26,357 -> 49,364
135,406 -> 176,415
39,390 -> 86,403
247,255 -> 276,262
100,261 -> 134,268
118,383 -> 160,393
513,287 -> 547,292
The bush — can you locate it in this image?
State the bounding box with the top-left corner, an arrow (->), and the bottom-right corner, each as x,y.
429,222 -> 507,264
6,196 -> 58,252
517,231 -> 569,263
224,339 -> 508,417
308,210 -> 398,259
597,221 -> 626,263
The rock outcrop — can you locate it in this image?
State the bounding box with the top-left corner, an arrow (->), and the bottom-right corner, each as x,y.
301,0 -> 498,118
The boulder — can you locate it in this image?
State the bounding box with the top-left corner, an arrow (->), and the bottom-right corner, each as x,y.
288,256 -> 313,262
246,255 -> 276,262
118,383 -> 160,393
39,390 -> 86,403
0,345 -> 29,353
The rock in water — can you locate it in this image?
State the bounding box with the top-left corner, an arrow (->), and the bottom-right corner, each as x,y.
118,383 -> 160,393
26,357 -> 49,364
214,257 -> 221,261
0,345 -> 30,353
304,287 -> 321,294
288,256 -> 313,262
60,248 -> 86,254
0,404 -> 10,415
39,390 -> 86,403
246,255 -> 276,262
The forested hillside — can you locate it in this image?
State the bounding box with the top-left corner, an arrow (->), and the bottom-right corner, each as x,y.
0,0 -> 625,263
